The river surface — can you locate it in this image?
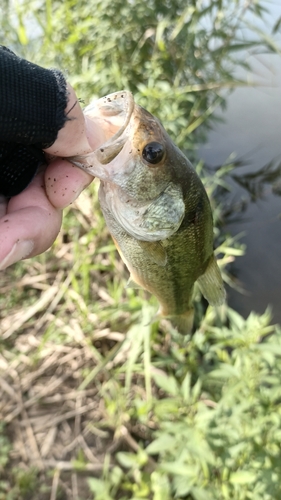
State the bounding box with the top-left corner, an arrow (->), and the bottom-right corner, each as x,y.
198,53 -> 281,324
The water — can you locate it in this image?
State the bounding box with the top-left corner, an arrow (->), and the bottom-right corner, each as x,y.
198,54 -> 281,323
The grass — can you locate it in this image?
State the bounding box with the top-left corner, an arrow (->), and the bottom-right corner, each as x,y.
0,180 -> 159,499
0,173 -> 281,500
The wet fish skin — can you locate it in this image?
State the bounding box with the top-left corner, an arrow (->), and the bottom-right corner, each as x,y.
69,91 -> 225,333
98,139 -> 216,330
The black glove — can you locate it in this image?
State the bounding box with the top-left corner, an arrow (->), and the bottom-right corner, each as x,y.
0,46 -> 68,197
0,142 -> 45,197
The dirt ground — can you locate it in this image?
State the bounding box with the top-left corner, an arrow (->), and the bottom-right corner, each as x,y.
0,327 -> 123,499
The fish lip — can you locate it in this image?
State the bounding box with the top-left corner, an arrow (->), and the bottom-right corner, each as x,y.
94,90 -> 135,143
67,90 -> 135,177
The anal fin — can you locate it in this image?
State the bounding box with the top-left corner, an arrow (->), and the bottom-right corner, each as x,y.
126,277 -> 142,289
197,255 -> 226,306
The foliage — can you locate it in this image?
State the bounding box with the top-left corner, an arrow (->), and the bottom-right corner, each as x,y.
86,308 -> 281,500
0,0 -> 270,153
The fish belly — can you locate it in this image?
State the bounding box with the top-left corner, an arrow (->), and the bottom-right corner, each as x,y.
100,197 -> 212,333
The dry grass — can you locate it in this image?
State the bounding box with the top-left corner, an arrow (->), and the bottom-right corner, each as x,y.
0,184 -> 153,499
0,328 -> 113,499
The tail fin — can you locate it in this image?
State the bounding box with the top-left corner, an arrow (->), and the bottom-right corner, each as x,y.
168,309 -> 194,335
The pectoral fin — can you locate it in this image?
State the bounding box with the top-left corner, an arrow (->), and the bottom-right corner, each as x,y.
197,255 -> 226,306
138,240 -> 167,266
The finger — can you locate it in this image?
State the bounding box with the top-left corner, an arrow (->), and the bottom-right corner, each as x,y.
44,84 -> 109,157
0,172 -> 62,270
45,159 -> 94,209
43,84 -> 92,157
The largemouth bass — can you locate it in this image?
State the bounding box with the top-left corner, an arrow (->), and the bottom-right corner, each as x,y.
69,91 -> 225,333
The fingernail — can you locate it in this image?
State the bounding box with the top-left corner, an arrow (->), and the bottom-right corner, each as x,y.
0,240 -> 34,271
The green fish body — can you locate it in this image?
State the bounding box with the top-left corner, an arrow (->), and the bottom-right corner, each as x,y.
69,91 -> 225,333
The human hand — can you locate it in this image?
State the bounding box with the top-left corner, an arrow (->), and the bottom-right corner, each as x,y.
0,84 -> 107,271
0,160 -> 92,270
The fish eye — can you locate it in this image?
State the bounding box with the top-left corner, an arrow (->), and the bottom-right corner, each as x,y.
142,142 -> 165,165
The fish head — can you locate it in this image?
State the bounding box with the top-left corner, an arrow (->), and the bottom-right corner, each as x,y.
115,103 -> 177,201
70,91 -> 179,195
69,91 -> 187,240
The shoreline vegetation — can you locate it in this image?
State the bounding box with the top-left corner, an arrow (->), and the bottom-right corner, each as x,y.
1,1 -> 281,499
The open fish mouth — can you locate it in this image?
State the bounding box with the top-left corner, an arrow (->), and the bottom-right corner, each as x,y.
68,91 -> 135,179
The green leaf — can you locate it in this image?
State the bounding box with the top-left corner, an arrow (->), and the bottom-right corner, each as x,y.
116,451 -> 147,469
88,478 -> 112,498
190,486 -> 213,500
151,472 -> 171,500
173,475 -> 192,497
254,344 -> 281,356
272,15 -> 281,34
229,471 -> 257,484
181,372 -> 191,401
152,373 -> 179,396
160,462 -> 197,478
208,363 -> 241,379
146,434 -> 176,455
